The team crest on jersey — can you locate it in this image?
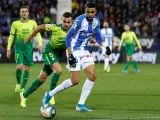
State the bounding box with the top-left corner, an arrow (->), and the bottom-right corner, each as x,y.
72,21 -> 77,29
92,19 -> 98,29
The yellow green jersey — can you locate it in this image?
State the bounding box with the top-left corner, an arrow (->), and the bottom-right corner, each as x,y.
44,24 -> 68,51
7,20 -> 42,50
119,31 -> 142,49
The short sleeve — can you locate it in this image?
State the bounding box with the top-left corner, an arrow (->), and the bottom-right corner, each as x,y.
45,24 -> 56,32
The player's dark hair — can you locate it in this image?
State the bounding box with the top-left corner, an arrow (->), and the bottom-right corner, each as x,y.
86,2 -> 96,8
63,12 -> 73,18
20,6 -> 29,10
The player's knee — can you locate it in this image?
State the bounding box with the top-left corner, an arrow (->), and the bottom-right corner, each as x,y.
24,66 -> 30,71
17,65 -> 23,70
71,79 -> 80,86
88,73 -> 96,81
38,74 -> 48,82
55,68 -> 62,75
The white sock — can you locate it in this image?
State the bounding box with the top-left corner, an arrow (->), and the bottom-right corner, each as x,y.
78,79 -> 94,104
104,57 -> 109,69
49,79 -> 73,96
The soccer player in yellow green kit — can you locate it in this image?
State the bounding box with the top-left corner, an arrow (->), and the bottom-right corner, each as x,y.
20,12 -> 73,107
118,24 -> 142,73
7,6 -> 42,93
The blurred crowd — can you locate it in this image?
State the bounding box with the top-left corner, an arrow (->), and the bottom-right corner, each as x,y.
0,0 -> 57,48
72,0 -> 160,38
0,0 -> 160,49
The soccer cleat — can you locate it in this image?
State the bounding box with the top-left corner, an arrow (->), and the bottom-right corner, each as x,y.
103,68 -> 107,72
20,92 -> 27,108
15,84 -> 21,93
122,69 -> 128,73
49,96 -> 55,105
42,92 -> 52,106
20,88 -> 25,93
106,67 -> 110,72
136,69 -> 140,73
76,104 -> 93,112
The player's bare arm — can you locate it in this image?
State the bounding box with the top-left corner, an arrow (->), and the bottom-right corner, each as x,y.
24,25 -> 45,44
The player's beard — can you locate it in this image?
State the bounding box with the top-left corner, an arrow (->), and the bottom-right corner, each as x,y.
86,16 -> 93,21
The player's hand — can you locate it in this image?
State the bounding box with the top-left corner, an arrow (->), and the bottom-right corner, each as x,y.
89,36 -> 96,43
6,50 -> 11,59
106,46 -> 111,55
24,36 -> 31,44
68,54 -> 77,67
38,46 -> 43,54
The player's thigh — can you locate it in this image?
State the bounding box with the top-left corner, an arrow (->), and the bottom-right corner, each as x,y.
80,51 -> 96,81
52,62 -> 62,74
38,70 -> 48,82
42,51 -> 59,66
84,64 -> 96,81
125,46 -> 134,57
70,71 -> 81,85
23,50 -> 33,67
41,63 -> 53,76
15,52 -> 23,65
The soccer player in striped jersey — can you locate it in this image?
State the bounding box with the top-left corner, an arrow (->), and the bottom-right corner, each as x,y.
42,2 -> 111,112
7,6 -> 42,93
101,21 -> 115,72
118,24 -> 142,73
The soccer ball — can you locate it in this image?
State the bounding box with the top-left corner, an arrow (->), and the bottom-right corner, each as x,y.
40,103 -> 56,119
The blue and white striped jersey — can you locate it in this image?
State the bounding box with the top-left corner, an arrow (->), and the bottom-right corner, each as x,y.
101,28 -> 114,46
66,14 -> 102,51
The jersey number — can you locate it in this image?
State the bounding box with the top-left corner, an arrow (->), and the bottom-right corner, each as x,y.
16,54 -> 19,60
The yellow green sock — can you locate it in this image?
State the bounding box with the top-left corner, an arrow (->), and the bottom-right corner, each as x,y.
23,78 -> 44,98
132,61 -> 139,70
124,61 -> 130,70
16,69 -> 22,84
21,70 -> 29,89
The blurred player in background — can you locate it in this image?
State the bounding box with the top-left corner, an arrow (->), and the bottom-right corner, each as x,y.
19,12 -> 73,108
42,2 -> 111,112
6,6 -> 42,93
101,21 -> 115,72
118,24 -> 142,73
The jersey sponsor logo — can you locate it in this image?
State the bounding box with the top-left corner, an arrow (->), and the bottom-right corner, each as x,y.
22,28 -> 29,34
139,38 -> 154,49
79,30 -> 92,37
133,51 -> 157,64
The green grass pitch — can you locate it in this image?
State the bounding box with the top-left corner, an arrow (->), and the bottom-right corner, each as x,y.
0,63 -> 160,120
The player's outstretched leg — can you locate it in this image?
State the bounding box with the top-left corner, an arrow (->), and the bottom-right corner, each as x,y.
49,72 -> 61,105
42,79 -> 73,106
20,78 -> 44,107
